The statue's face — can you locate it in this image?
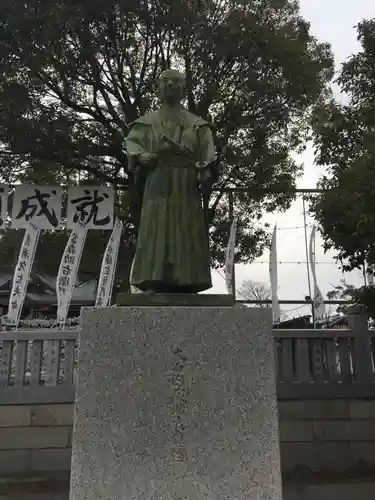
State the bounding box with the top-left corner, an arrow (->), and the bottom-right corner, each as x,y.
159,70 -> 185,105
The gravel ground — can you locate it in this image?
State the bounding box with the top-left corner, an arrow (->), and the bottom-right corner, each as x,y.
0,478 -> 68,500
0,495 -> 68,500
2,481 -> 375,500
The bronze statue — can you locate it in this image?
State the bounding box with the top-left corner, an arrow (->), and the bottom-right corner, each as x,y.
126,69 -> 217,293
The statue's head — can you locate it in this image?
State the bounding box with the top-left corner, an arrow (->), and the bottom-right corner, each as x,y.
158,69 -> 185,106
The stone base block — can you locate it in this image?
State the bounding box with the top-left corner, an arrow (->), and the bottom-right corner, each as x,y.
116,293 -> 235,307
70,307 -> 282,500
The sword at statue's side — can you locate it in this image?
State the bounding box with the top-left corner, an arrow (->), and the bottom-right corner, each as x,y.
197,156 -> 222,236
197,142 -> 226,235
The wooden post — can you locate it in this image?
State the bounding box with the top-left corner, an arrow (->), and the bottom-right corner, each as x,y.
0,341 -> 14,388
349,311 -> 374,383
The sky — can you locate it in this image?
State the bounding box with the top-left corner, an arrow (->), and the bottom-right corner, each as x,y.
207,0 -> 375,319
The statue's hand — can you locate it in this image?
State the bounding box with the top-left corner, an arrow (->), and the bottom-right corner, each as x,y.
139,153 -> 158,167
197,165 -> 212,182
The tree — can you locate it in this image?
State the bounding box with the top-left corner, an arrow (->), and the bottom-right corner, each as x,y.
239,279 -> 271,306
328,279 -> 375,319
310,19 -> 375,273
0,0 -> 333,280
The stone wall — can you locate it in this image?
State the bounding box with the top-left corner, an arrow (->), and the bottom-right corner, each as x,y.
279,399 -> 375,479
0,404 -> 72,476
1,400 -> 375,478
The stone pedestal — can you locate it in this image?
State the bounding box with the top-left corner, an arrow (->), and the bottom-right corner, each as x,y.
70,306 -> 282,500
116,293 -> 235,307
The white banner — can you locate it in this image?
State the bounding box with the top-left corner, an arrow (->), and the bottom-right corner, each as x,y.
309,226 -> 326,323
96,219 -> 123,307
225,218 -> 237,295
56,222 -> 87,325
7,223 -> 40,327
269,225 -> 281,324
0,184 -> 8,229
67,186 -> 114,230
11,185 -> 63,230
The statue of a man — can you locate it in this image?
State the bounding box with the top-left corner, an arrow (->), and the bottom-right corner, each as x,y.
126,69 -> 216,294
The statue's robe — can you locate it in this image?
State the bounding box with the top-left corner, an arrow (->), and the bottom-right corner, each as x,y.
126,105 -> 216,293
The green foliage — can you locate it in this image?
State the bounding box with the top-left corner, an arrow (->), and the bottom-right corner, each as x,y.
328,280 -> 375,318
310,19 -> 375,272
0,0 -> 333,277
326,279 -> 356,301
352,286 -> 375,318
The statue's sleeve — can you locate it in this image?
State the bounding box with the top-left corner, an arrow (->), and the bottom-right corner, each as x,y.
125,123 -> 149,171
196,125 -> 217,166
